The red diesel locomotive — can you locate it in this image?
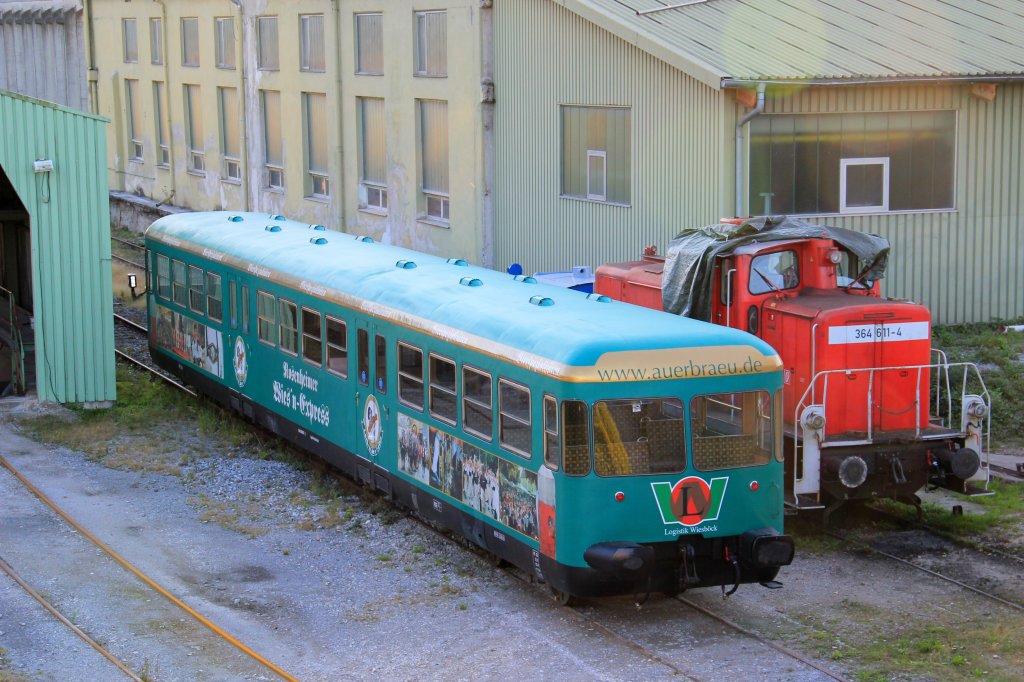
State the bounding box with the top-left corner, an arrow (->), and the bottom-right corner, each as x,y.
595,217 -> 990,517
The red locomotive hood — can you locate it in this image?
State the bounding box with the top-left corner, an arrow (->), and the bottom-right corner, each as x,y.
765,288 -> 931,326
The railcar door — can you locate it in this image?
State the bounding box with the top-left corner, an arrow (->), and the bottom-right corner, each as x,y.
354,320 -> 390,463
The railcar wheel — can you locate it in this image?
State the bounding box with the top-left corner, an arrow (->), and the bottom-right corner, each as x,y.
488,553 -> 509,569
549,587 -> 576,607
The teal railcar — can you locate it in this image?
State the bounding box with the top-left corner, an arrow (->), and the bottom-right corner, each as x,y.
145,212 -> 793,600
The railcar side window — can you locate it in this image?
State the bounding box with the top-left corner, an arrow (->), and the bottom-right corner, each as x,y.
326,316 -> 348,378
499,379 -> 531,458
241,285 -> 250,334
562,400 -> 591,476
397,343 -> 424,409
157,254 -> 171,299
357,328 -> 369,385
301,307 -> 322,366
429,354 -> 456,424
462,366 -> 492,441
374,334 -> 387,393
543,395 -> 559,470
257,291 -> 276,346
774,389 -> 784,462
278,299 -> 298,355
188,265 -> 205,313
594,398 -> 685,476
690,391 -> 773,471
207,272 -> 223,322
147,248 -> 154,293
228,280 -> 237,329
172,259 -> 187,306
749,250 -> 798,294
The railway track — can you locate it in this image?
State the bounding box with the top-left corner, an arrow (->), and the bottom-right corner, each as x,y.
113,311 -> 196,396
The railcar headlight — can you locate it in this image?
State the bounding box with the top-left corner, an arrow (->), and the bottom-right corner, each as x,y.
838,456 -> 868,489
967,401 -> 988,418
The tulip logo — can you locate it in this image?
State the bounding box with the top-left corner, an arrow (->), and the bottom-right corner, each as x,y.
651,476 -> 728,526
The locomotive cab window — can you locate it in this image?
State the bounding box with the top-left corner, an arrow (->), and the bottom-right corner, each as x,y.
749,250 -> 798,295
463,366 -> 492,440
836,250 -> 871,289
188,266 -> 205,314
326,316 -> 348,378
594,397 -> 685,476
301,307 -> 322,366
157,254 -> 171,300
279,299 -> 298,355
207,272 -> 223,322
397,343 -> 424,409
690,391 -> 773,471
257,291 -> 276,346
429,354 -> 457,424
172,259 -> 187,306
499,379 -> 531,458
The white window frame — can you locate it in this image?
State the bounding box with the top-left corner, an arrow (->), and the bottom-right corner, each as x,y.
299,14 -> 325,73
257,16 -> 279,71
123,18 -> 138,63
153,82 -> 170,167
839,157 -> 890,214
125,79 -> 143,161
149,17 -> 163,65
215,17 -> 236,70
181,17 -> 199,67
586,149 -> 607,201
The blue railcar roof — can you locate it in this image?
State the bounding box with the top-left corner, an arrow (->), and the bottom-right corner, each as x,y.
146,212 -> 778,371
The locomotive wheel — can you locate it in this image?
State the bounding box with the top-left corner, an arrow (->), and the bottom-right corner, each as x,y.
549,587 -> 576,607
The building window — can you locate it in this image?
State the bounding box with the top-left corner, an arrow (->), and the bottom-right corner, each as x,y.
300,14 -> 325,72
561,105 -> 631,205
326,316 -> 347,377
123,18 -> 138,63
418,100 -> 449,223
463,366 -> 492,441
279,299 -> 298,356
303,92 -> 329,198
354,13 -> 383,75
499,379 -> 531,457
188,266 -> 205,314
150,18 -> 163,65
215,17 -> 235,70
257,16 -> 279,71
414,10 -> 446,77
748,111 -> 957,215
358,97 -> 387,212
301,308 -> 323,366
429,353 -> 456,424
125,79 -> 143,160
184,84 -> 205,174
153,82 -> 169,167
218,87 -> 241,182
181,17 -> 199,67
172,259 -> 186,306
257,291 -> 276,346
261,90 -> 283,190
397,343 -> 424,409
206,272 -> 222,322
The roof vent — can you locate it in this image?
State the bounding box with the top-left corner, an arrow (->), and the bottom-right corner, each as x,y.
586,293 -> 611,302
459,277 -> 483,287
271,214 -> 285,221
310,237 -> 328,245
396,260 -> 417,269
512,275 -> 537,284
228,215 -> 244,223
529,295 -> 554,307
355,235 -> 374,243
265,225 -> 282,233
309,224 -> 326,231
446,258 -> 468,267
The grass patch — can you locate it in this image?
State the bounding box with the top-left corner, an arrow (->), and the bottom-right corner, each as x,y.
933,318 -> 1024,448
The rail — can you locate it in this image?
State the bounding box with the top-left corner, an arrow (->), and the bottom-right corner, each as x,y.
0,285 -> 26,395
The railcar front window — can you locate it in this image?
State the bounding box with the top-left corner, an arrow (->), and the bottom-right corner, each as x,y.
690,391 -> 773,471
207,272 -> 222,322
463,366 -> 492,440
499,379 -> 531,457
429,354 -> 456,424
301,308 -> 322,366
562,400 -> 591,475
278,299 -> 298,355
157,254 -> 171,300
594,397 -> 685,476
326,316 -> 347,378
749,250 -> 798,294
172,259 -> 186,306
257,291 -> 276,346
397,343 -> 424,409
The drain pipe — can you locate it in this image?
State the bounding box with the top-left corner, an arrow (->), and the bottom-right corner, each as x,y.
734,83 -> 765,218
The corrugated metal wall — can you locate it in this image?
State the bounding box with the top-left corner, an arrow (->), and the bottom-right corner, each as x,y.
493,0 -> 730,275
0,90 -> 115,403
755,85 -> 1024,324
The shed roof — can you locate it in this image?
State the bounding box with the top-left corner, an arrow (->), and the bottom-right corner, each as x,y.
562,0 -> 1024,88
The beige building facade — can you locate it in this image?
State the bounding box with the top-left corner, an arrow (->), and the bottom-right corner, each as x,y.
88,0 -> 492,265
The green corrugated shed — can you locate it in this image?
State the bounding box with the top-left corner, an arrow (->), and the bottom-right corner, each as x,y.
0,89 -> 115,404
